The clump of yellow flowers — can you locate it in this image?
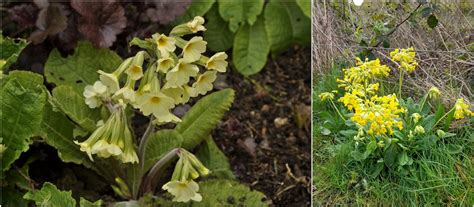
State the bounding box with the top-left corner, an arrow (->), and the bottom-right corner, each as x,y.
320,48 -> 473,172
76,16 -> 226,202
336,57 -> 405,136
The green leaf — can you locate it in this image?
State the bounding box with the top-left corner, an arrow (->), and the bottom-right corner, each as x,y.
144,129 -> 183,172
0,33 -> 28,71
79,197 -> 103,207
233,17 -> 270,76
52,85 -> 102,132
204,5 -> 234,52
296,0 -> 311,17
398,151 -> 409,166
427,14 -> 438,29
1,73 -> 47,171
129,37 -> 154,51
196,136 -> 235,179
218,0 -> 265,32
23,182 -> 76,207
44,41 -> 122,92
264,0 -> 311,53
157,179 -> 269,206
40,102 -> 93,167
175,89 -> 235,149
174,0 -> 215,24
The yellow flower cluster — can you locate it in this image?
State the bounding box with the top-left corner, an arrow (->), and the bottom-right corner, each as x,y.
77,16 -> 228,164
390,47 -> 418,73
336,57 -> 406,136
453,98 -> 474,119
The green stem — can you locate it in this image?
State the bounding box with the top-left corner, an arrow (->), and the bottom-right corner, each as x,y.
433,107 -> 455,128
419,94 -> 428,112
138,117 -> 155,168
141,148 -> 180,194
330,99 -> 346,121
398,68 -> 404,98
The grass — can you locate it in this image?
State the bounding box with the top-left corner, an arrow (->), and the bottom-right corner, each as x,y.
312,62 -> 474,206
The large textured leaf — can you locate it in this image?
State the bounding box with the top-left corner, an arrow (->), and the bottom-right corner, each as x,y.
157,179 -> 269,206
173,0 -> 215,24
23,182 -> 76,207
175,89 -> 234,149
264,0 -> 311,53
79,197 -> 103,207
218,0 -> 265,32
0,72 -> 46,172
44,41 -> 122,92
40,102 -> 93,167
52,85 -> 101,132
233,17 -> 270,76
196,136 -> 235,179
0,33 -> 28,71
204,5 -> 234,52
143,129 -> 183,172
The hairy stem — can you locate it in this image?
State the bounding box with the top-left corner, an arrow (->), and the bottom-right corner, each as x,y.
141,148 -> 180,194
330,99 -> 346,121
138,117 -> 155,167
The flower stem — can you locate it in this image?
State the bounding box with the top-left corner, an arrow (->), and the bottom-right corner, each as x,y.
138,117 -> 155,167
398,68 -> 404,98
330,99 -> 346,121
141,148 -> 180,194
433,107 -> 455,129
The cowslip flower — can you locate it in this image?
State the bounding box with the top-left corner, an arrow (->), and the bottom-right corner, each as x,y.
113,79 -> 136,104
162,180 -> 202,202
182,37 -> 207,63
98,70 -> 120,93
205,52 -> 228,72
162,149 -> 210,202
192,71 -> 217,96
414,125 -> 425,135
428,86 -> 441,100
157,57 -> 175,73
154,34 -> 176,57
453,98 -> 473,119
411,113 -> 421,123
136,91 -> 175,118
166,60 -> 199,87
319,92 -> 335,101
84,81 -> 108,108
187,16 -> 206,33
390,47 -> 418,73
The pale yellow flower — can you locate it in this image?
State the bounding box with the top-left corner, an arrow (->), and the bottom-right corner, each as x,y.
120,128 -> 139,163
428,87 -> 441,100
319,92 -> 335,101
166,60 -> 199,87
162,180 -> 202,203
453,98 -> 473,119
187,16 -> 206,33
125,65 -> 143,80
162,86 -> 184,104
136,92 -> 175,117
157,57 -> 175,73
411,113 -> 421,123
153,112 -> 182,125
154,34 -> 176,57
206,52 -> 228,72
84,81 -> 108,108
182,37 -> 207,63
192,71 -> 216,96
113,87 -> 136,104
98,70 -> 120,93
414,125 -> 425,135
91,140 -> 123,158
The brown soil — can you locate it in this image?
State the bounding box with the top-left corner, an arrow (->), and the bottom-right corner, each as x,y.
212,46 -> 311,206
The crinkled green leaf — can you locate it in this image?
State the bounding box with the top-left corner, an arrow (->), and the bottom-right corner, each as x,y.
40,102 -> 93,167
264,0 -> 311,53
204,5 -> 234,52
175,89 -> 234,149
0,72 -> 46,172
52,85 -> 102,132
196,136 -> 235,179
296,0 -> 311,18
0,33 -> 28,71
174,0 -> 215,24
44,41 -> 122,92
157,179 -> 269,206
144,129 -> 183,172
79,197 -> 103,207
233,16 -> 270,76
23,182 -> 76,207
218,0 -> 264,32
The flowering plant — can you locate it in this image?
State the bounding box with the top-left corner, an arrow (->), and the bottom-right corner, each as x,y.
319,48 -> 473,176
0,17 -> 268,205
